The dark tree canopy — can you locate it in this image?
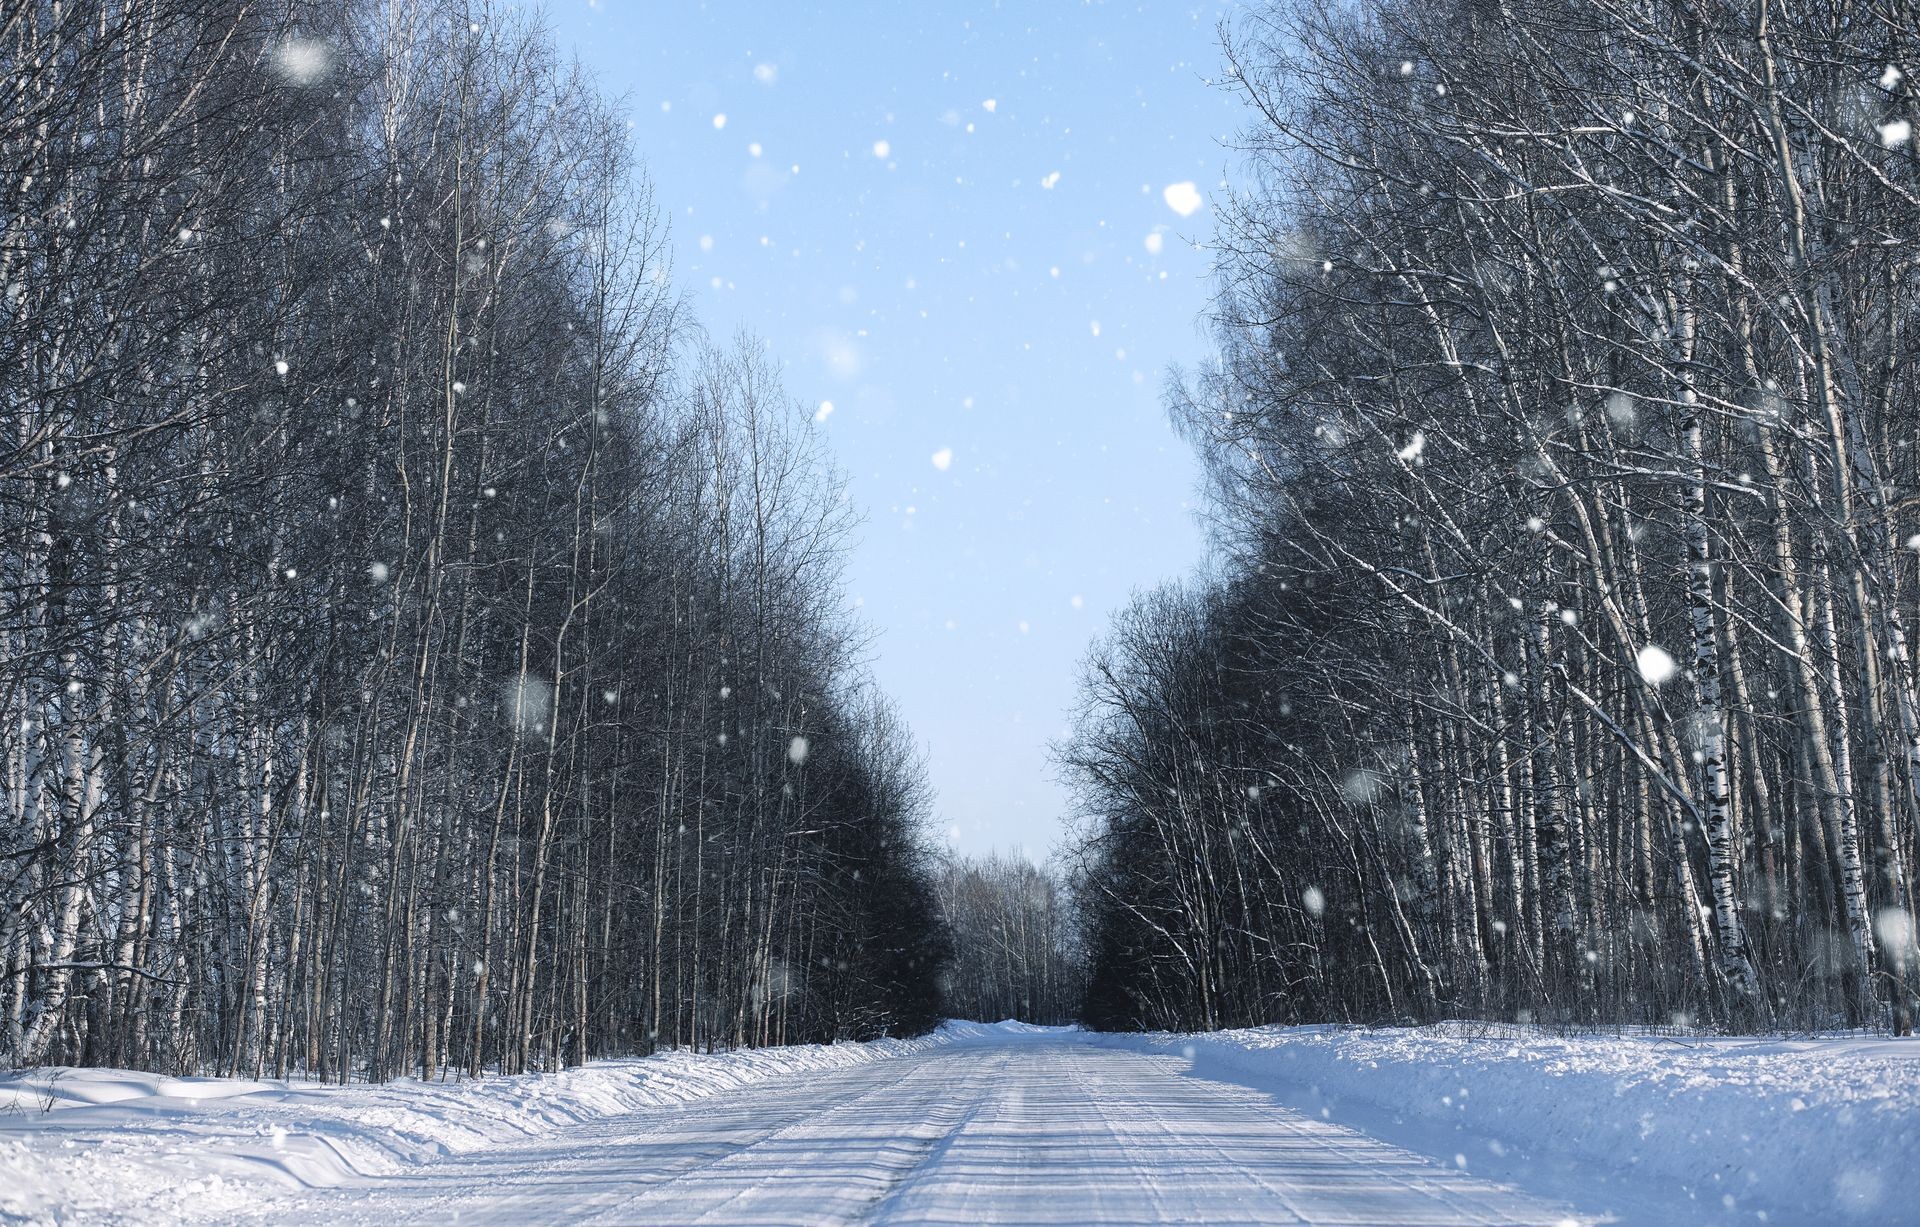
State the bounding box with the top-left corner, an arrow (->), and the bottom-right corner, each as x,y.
1064,0 -> 1920,1036
1,0 -> 947,1077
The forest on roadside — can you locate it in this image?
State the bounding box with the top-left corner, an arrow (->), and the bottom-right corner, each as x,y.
1064,0 -> 1920,1036
1,0 -> 947,1079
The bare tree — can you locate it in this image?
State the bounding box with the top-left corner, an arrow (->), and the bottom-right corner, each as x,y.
1065,0 -> 1920,1035
0,0 -> 948,1078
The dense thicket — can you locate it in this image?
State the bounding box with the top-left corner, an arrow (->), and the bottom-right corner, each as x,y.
936,855 -> 1083,1025
1065,0 -> 1920,1034
1,0 -> 945,1078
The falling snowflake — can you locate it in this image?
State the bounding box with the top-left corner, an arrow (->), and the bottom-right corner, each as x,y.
502,673 -> 553,734
1162,181 -> 1203,217
1875,908 -> 1915,953
1338,769 -> 1383,804
1636,644 -> 1679,686
273,38 -> 332,86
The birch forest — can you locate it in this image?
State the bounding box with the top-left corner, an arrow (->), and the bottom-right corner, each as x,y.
1,0 -> 947,1077
1065,0 -> 1920,1034
12,0 -> 1920,1090
935,855 -> 1084,1026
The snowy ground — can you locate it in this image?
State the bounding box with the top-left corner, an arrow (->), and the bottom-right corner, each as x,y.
0,1027 -> 971,1224
1,1022 -> 1912,1224
1095,1023 -> 1920,1225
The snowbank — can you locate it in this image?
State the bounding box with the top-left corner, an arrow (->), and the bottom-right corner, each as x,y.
0,1023 -> 1006,1224
1096,1023 -> 1920,1225
8,1020 -> 1899,1225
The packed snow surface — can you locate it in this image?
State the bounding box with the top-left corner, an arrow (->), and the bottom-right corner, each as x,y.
2,1021 -> 1912,1223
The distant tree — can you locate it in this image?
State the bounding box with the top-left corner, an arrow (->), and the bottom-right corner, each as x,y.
937,855 -> 1083,1025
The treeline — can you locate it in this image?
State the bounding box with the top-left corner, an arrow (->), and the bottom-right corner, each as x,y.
2,0 -> 944,1078
1065,0 -> 1920,1034
936,855 -> 1082,1025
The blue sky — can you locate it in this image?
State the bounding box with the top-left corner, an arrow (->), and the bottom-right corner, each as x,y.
549,0 -> 1240,859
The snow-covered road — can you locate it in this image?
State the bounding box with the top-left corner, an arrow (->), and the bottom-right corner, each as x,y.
292,1031 -> 1573,1225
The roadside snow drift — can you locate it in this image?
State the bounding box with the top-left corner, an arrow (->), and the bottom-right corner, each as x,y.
0,1024 -> 997,1224
4,1021 -> 1912,1225
1099,1023 -> 1920,1224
